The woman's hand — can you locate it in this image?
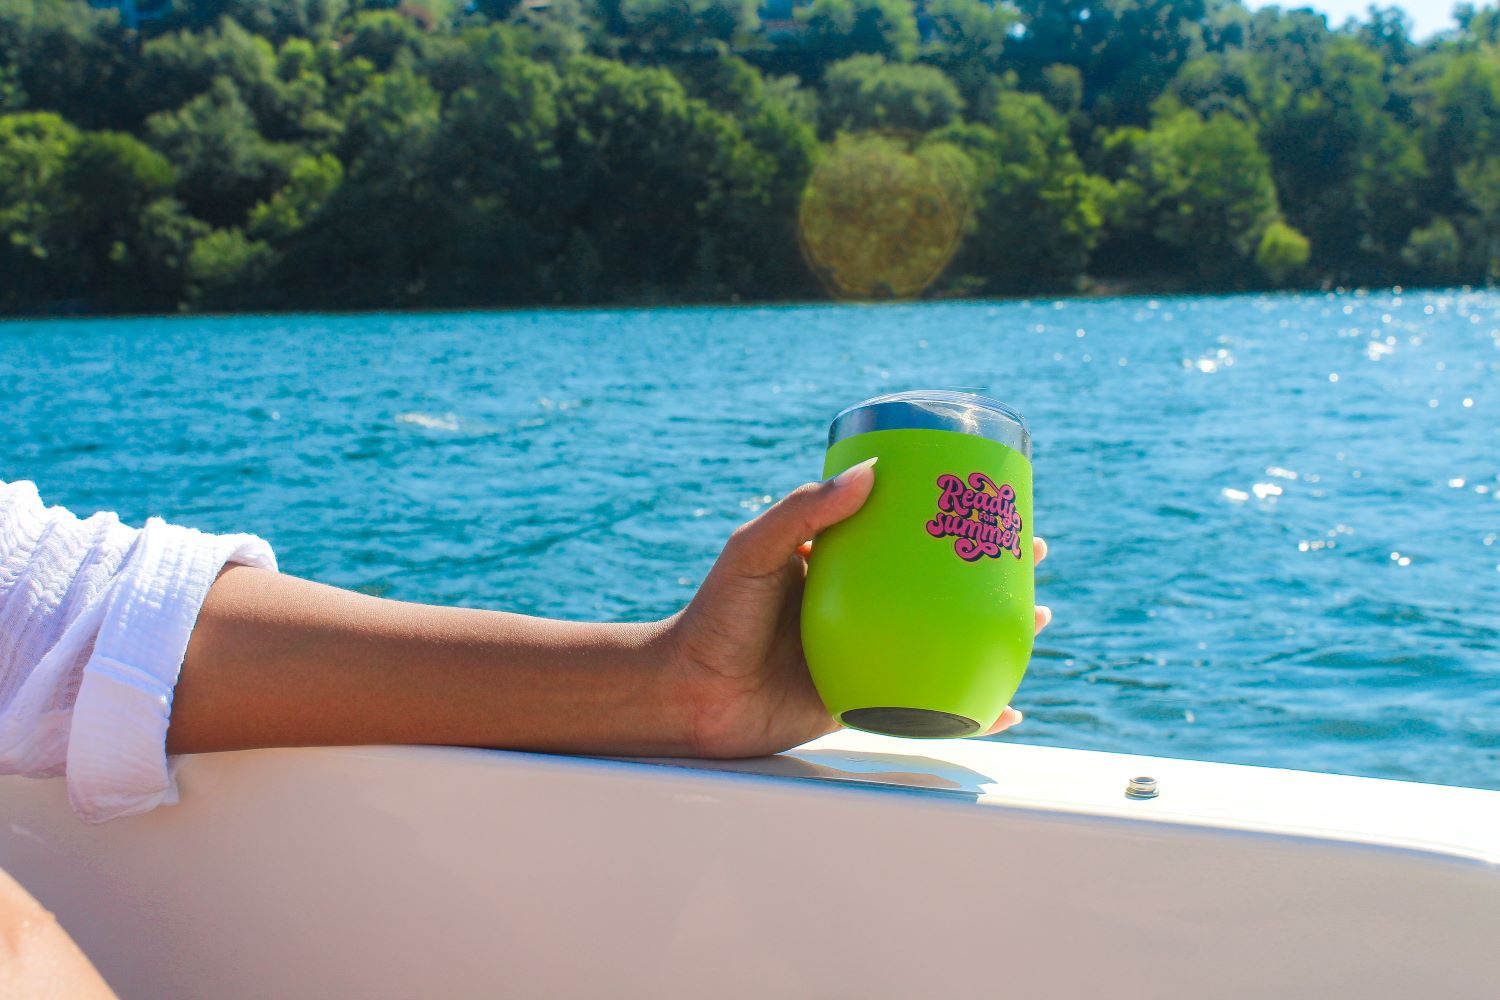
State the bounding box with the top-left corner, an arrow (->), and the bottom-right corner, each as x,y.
660,461 -> 1052,759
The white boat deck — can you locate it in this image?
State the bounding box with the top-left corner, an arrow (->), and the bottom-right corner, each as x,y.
653,730 -> 1500,863
2,733 -> 1498,998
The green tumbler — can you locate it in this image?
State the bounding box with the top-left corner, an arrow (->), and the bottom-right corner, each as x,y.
802,390 -> 1034,738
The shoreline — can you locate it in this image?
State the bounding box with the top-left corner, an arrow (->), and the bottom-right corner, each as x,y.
1,280 -> 1482,324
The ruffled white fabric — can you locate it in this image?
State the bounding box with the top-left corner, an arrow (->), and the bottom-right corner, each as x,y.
0,480 -> 276,822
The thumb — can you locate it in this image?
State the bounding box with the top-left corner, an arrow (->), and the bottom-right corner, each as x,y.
718,458 -> 877,578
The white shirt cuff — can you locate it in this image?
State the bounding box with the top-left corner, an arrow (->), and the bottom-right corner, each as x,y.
65,518 -> 276,823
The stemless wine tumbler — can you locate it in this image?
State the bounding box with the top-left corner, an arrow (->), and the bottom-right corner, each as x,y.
801,390 -> 1034,738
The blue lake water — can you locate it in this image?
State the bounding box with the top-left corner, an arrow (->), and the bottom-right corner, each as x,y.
3,292 -> 1498,789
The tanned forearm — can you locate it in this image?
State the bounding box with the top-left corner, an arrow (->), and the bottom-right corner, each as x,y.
166,566 -> 692,757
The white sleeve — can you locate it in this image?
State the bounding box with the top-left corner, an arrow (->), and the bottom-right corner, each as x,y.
0,480 -> 276,823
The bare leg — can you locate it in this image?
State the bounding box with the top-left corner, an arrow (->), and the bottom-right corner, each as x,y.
0,866 -> 115,999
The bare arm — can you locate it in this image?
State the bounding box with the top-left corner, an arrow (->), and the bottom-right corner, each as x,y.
167,463 -> 1050,760
168,570 -> 688,756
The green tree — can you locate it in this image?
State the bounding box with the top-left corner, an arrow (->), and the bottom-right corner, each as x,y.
934,91 -> 1103,292
0,0 -> 137,129
1413,45 -> 1500,221
268,37 -> 344,143
422,31 -> 562,302
1255,219 -> 1309,284
4,0 -> 1499,312
137,21 -> 280,121
1454,2 -> 1500,47
0,111 -> 79,309
145,76 -> 297,227
617,0 -> 758,55
921,0 -> 1016,112
819,55 -> 963,135
186,226 -> 275,309
547,56 -> 773,299
1166,10 -> 1427,283
505,0 -> 600,63
670,52 -> 819,295
1008,0 -> 1207,126
1039,63 -> 1083,115
1356,6 -> 1415,68
796,0 -> 920,69
1456,155 -> 1500,281
247,150 -> 343,239
1167,51 -> 1265,121
279,68 -> 447,306
1257,37 -> 1425,282
177,0 -> 350,44
472,0 -> 523,21
344,10 -> 431,72
60,131 -> 204,309
1401,217 -> 1463,283
135,20 -> 346,142
1100,105 -> 1294,285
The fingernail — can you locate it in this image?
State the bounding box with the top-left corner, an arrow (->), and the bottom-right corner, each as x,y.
1013,709 -> 1024,725
829,456 -> 878,488
1037,605 -> 1053,625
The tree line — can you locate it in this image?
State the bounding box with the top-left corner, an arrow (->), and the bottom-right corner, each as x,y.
2,0 -> 1499,313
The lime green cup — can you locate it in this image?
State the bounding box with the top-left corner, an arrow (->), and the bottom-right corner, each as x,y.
801,390 -> 1034,739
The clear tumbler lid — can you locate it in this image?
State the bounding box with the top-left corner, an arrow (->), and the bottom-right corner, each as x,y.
828,390 -> 1031,459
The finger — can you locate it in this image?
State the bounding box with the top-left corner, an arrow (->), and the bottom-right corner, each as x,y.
796,540 -> 813,559
1034,536 -> 1048,566
718,458 -> 877,578
983,706 -> 1023,736
1035,604 -> 1052,635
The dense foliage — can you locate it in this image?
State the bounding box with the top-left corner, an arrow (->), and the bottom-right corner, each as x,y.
1,0 -> 1498,312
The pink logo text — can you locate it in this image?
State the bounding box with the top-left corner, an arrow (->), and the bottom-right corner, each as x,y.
925,472 -> 1024,561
